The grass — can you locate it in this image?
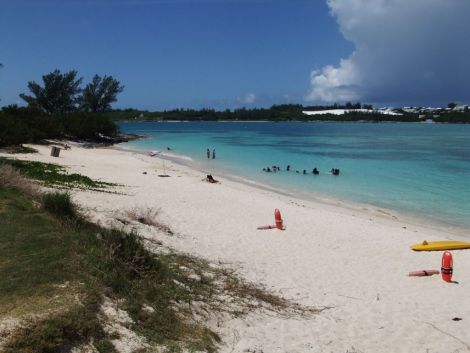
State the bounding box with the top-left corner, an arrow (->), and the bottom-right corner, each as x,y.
0,187 -> 75,318
42,192 -> 78,221
0,186 -> 220,352
0,164 -> 40,198
0,145 -> 38,154
0,158 -> 115,190
4,300 -> 112,353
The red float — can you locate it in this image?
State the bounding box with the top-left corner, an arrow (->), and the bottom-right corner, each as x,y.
274,209 -> 283,230
441,251 -> 453,282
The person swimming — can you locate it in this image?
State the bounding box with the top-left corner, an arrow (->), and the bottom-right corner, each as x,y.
286,165 -> 290,171
312,168 -> 319,175
331,168 -> 340,175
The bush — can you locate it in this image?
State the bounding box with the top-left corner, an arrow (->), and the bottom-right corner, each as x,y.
42,192 -> 78,221
62,112 -> 119,140
0,106 -> 119,147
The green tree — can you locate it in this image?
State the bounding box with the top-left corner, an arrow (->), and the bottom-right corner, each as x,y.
447,102 -> 457,109
79,75 -> 124,112
19,69 -> 82,114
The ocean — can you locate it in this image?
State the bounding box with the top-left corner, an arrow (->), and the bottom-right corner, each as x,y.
118,121 -> 470,230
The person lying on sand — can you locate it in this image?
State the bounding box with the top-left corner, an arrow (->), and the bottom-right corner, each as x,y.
205,174 -> 219,183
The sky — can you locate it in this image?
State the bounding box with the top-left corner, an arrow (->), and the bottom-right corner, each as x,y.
1,0 -> 469,110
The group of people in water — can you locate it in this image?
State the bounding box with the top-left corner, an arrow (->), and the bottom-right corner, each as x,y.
262,165 -> 341,176
206,148 -> 216,159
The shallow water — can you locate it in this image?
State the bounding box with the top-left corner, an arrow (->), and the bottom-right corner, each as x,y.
119,121 -> 470,230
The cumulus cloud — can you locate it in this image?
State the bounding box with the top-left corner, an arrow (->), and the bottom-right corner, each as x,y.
307,0 -> 470,105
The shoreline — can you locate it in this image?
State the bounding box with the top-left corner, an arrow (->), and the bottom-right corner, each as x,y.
118,119 -> 466,124
2,143 -> 470,352
115,142 -> 470,238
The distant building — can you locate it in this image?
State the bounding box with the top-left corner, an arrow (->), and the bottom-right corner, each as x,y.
302,108 -> 402,116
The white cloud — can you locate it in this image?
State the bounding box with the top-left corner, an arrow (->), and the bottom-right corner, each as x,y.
307,56 -> 360,102
308,0 -> 470,105
238,93 -> 256,104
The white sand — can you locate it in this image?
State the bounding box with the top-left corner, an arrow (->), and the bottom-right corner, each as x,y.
3,144 -> 470,353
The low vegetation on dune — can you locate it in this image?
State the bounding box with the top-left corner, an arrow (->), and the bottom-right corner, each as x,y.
0,158 -> 115,190
0,145 -> 38,154
0,164 -> 320,353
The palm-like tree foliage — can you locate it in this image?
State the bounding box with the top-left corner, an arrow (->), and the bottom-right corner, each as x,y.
19,70 -> 82,114
80,75 -> 124,112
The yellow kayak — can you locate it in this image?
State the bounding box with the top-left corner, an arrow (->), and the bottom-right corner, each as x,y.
411,240 -> 470,251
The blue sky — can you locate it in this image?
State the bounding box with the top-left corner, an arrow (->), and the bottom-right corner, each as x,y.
1,0 -> 469,110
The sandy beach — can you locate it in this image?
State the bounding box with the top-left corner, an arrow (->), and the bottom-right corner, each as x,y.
3,144 -> 470,353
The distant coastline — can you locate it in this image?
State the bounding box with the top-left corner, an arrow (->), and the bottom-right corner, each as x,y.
106,103 -> 470,124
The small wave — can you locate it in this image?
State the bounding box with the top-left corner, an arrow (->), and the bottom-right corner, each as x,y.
161,152 -> 193,161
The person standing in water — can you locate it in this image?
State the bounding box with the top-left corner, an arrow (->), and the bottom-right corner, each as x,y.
212,149 -> 216,159
206,148 -> 210,159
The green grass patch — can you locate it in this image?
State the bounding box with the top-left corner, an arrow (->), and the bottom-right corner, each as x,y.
3,300 -> 113,353
0,158 -> 115,189
0,145 -> 38,154
0,187 -> 76,318
0,186 -> 220,352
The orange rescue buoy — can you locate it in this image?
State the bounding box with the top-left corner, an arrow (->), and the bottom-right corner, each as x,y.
274,209 -> 283,230
441,251 -> 453,282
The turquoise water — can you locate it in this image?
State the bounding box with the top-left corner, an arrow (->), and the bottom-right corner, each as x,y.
119,121 -> 470,230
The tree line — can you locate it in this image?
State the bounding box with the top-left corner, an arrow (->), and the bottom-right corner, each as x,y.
105,104 -> 470,123
104,103 -> 371,122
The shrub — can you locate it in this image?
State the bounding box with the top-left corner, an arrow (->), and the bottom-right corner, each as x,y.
125,207 -> 174,235
42,192 -> 78,221
0,106 -> 119,147
61,112 -> 119,140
